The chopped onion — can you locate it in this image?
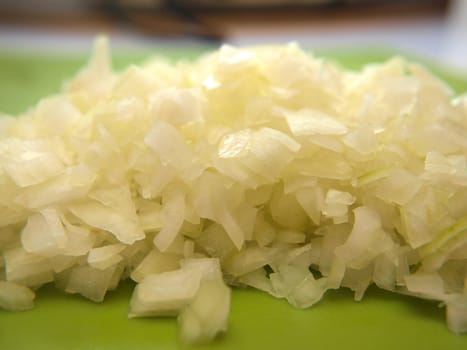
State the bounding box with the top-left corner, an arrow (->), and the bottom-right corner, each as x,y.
0,37 -> 466,341
0,281 -> 35,311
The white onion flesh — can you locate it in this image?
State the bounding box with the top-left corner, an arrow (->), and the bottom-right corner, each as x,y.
0,280 -> 35,311
0,37 -> 466,342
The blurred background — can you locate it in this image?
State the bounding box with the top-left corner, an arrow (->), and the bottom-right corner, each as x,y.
0,0 -> 466,71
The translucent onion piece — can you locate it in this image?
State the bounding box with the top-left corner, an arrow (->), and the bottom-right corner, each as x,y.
0,38 -> 466,341
0,281 -> 35,311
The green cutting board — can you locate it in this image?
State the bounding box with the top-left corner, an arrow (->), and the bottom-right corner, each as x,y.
0,47 -> 466,350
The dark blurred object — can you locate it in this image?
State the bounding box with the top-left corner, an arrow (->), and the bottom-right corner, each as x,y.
0,1 -> 115,32
108,0 -> 449,40
112,0 -> 448,11
0,0 -> 450,40
105,0 -> 224,40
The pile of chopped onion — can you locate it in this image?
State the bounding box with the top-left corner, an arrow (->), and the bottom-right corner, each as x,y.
0,37 -> 466,342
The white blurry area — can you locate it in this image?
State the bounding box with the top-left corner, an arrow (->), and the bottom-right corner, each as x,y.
0,0 -> 466,72
442,0 -> 467,70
